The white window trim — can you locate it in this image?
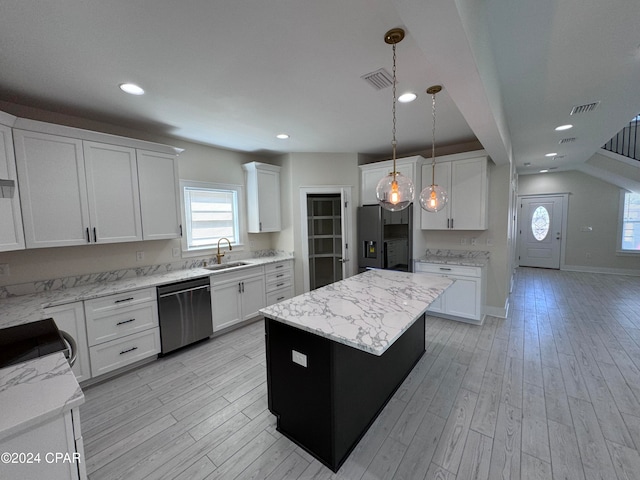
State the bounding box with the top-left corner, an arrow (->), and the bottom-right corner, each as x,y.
179,179 -> 245,257
617,190 -> 640,255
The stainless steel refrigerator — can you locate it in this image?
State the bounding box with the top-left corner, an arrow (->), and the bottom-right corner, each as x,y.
357,204 -> 413,273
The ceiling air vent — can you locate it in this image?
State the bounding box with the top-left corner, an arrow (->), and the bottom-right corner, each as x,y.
361,68 -> 394,90
570,102 -> 600,115
559,138 -> 576,144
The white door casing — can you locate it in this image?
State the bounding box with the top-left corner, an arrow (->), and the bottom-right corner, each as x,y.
518,195 -> 567,269
300,186 -> 353,293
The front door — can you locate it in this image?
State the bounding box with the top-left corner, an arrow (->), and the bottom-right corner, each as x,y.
518,195 -> 564,269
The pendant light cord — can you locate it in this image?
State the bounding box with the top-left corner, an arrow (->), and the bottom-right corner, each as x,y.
391,42 -> 398,177
431,90 -> 437,187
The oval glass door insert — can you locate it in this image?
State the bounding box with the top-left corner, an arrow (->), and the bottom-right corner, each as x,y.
531,206 -> 550,241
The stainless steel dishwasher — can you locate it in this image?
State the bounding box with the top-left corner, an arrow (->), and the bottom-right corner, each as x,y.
157,277 -> 213,354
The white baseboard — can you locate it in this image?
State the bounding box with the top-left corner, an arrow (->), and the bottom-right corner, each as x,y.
484,297 -> 509,319
561,265 -> 640,277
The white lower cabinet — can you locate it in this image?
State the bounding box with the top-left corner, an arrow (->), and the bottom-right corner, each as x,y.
44,302 -> 92,383
265,260 -> 294,306
415,262 -> 486,324
84,288 -> 160,377
211,266 -> 266,332
0,408 -> 86,480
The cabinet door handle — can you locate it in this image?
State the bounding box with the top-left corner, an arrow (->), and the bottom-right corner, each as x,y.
86,227 -> 91,243
116,318 -> 136,326
93,227 -> 97,242
120,346 -> 138,355
238,283 -> 242,293
451,218 -> 454,229
114,297 -> 134,304
259,222 -> 262,232
242,282 -> 245,293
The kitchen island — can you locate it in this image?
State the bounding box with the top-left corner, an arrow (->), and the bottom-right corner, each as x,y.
260,269 -> 452,472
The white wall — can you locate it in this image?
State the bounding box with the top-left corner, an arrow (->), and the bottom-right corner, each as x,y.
518,170 -> 640,273
274,152 -> 360,294
0,103 -> 275,286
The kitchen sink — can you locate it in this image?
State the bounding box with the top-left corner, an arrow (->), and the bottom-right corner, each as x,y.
204,261 -> 249,271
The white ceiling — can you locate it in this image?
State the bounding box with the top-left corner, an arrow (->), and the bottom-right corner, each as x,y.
1,0 -> 639,172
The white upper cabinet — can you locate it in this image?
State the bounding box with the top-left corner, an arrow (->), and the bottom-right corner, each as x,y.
11,117 -> 182,248
84,141 -> 142,243
421,152 -> 489,231
137,150 -> 181,240
359,156 -> 423,206
243,162 -> 281,233
0,114 -> 25,252
14,129 -> 92,248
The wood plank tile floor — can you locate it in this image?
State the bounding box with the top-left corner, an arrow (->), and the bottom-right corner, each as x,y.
81,267 -> 640,479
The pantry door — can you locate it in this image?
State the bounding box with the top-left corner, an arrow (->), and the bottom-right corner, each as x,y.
518,195 -> 566,269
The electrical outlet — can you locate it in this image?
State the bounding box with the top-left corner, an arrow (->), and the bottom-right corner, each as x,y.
486,238 -> 493,246
0,263 -> 9,276
471,237 -> 477,246
136,251 -> 144,261
172,247 -> 180,258
460,237 -> 467,245
292,350 -> 308,368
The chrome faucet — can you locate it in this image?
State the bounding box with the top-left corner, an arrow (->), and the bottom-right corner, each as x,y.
216,237 -> 232,264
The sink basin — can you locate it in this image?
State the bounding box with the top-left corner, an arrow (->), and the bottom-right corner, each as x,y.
204,261 -> 249,271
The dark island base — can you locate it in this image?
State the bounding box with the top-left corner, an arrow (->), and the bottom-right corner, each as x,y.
265,314 -> 426,472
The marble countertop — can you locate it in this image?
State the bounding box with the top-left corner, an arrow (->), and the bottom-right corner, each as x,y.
0,255 -> 293,329
260,269 -> 453,356
416,249 -> 490,267
0,352 -> 84,439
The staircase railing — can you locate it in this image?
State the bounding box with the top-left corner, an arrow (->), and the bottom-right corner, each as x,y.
603,115 -> 640,161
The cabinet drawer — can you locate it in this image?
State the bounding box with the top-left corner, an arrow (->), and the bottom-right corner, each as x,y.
414,262 -> 481,278
85,288 -> 156,317
264,261 -> 292,275
266,277 -> 292,293
89,328 -> 160,377
86,302 -> 158,346
266,269 -> 291,285
266,287 -> 294,306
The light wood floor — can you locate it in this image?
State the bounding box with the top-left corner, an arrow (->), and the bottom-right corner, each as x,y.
81,267 -> 640,479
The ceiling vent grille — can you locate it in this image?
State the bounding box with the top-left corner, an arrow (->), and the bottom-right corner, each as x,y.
570,102 -> 600,115
559,138 -> 576,144
361,68 -> 394,90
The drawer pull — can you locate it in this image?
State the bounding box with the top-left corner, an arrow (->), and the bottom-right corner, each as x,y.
120,346 -> 138,355
116,318 -> 136,326
276,283 -> 284,287
276,274 -> 284,278
275,265 -> 284,269
439,267 -> 452,271
114,297 -> 134,304
277,296 -> 286,301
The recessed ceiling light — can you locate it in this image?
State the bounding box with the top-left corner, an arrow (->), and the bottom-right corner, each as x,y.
276,133 -> 290,140
555,124 -> 573,131
398,93 -> 417,103
545,152 -> 557,157
540,169 -> 549,173
119,83 -> 145,95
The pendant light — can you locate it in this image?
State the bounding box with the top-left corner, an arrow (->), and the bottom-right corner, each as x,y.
376,28 -> 414,212
419,85 -> 448,213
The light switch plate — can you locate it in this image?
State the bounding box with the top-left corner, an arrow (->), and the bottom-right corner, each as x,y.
292,350 -> 308,368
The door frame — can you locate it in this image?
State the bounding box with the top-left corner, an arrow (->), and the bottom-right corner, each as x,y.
516,193 -> 569,269
299,186 -> 353,292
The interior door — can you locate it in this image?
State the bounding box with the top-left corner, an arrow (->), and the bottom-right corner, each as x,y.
518,195 -> 564,269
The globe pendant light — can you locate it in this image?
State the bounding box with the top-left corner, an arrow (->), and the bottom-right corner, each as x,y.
376,28 -> 414,212
419,85 -> 448,213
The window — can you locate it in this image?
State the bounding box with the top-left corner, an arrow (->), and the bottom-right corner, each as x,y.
531,206 -> 550,241
620,191 -> 640,253
181,180 -> 242,251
